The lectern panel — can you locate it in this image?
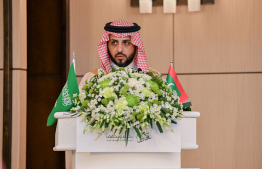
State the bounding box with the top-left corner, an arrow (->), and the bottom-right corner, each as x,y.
76,118 -> 181,152
74,152 -> 181,169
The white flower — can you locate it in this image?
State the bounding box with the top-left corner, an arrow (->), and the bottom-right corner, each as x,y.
138,78 -> 145,84
141,74 -> 152,80
79,92 -> 86,102
71,105 -> 80,112
130,90 -> 134,95
150,107 -> 155,112
128,78 -> 139,87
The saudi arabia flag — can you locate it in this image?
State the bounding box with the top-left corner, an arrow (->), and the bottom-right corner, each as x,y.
166,65 -> 188,103
47,64 -> 79,126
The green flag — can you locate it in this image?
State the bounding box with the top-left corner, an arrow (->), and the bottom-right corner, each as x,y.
47,64 -> 79,126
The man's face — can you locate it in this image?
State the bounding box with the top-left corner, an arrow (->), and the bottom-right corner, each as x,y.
108,34 -> 136,67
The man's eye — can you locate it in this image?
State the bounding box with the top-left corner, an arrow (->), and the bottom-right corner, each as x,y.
112,41 -> 117,45
124,41 -> 130,45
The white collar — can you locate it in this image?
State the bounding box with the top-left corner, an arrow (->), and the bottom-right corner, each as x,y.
110,60 -> 137,71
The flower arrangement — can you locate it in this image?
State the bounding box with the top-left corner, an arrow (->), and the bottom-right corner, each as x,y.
70,67 -> 183,145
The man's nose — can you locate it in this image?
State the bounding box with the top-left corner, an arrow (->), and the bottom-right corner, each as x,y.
117,43 -> 123,53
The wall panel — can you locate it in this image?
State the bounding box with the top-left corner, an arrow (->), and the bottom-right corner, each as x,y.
27,0 -> 66,168
174,0 -> 262,73
12,0 -> 27,69
0,0 -> 3,69
0,1 -> 3,167
27,77 -> 64,169
0,71 -> 3,169
70,0 -> 173,75
179,74 -> 262,169
12,70 -> 27,169
11,0 -> 27,168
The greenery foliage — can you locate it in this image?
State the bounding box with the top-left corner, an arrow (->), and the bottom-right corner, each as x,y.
70,67 -> 183,145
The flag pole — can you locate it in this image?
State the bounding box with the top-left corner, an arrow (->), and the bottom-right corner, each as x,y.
73,51 -> 76,74
170,61 -> 173,68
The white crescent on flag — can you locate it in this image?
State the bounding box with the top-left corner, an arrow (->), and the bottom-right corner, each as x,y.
168,83 -> 176,87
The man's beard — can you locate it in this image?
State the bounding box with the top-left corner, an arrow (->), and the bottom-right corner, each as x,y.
108,47 -> 136,67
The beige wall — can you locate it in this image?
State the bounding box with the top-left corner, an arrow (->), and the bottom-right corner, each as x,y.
174,1 -> 262,168
179,74 -> 262,169
174,1 -> 262,73
70,0 -> 262,169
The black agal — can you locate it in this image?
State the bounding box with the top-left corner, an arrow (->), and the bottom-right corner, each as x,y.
104,22 -> 141,33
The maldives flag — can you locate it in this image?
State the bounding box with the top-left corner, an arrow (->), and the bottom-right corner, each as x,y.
166,65 -> 188,103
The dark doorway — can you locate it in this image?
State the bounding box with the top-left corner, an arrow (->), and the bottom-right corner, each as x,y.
27,0 -> 68,168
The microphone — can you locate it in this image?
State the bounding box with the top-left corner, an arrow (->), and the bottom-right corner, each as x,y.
137,68 -> 143,73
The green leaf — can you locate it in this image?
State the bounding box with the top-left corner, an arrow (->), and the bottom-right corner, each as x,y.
110,125 -> 114,131
110,64 -> 116,72
182,102 -> 192,111
90,121 -> 96,126
100,120 -> 105,128
104,123 -> 109,129
182,102 -> 192,107
156,121 -> 163,133
171,120 -> 177,124
133,126 -> 141,140
183,107 -> 191,111
119,127 -> 124,136
125,128 -> 130,146
147,116 -> 153,129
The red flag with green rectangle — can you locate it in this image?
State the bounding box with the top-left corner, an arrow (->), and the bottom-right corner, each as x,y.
166,65 -> 188,103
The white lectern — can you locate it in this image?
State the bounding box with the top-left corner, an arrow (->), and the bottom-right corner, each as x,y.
53,111 -> 200,169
